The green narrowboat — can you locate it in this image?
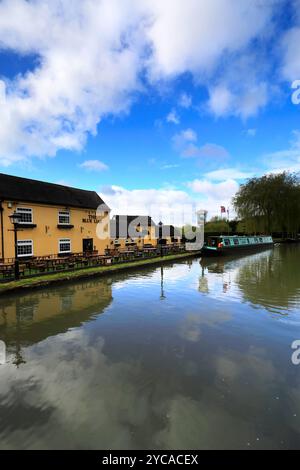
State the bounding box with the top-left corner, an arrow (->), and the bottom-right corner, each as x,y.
201,235 -> 274,256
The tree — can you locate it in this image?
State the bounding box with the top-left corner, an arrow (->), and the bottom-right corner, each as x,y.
228,219 -> 239,233
205,216 -> 231,233
233,172 -> 300,236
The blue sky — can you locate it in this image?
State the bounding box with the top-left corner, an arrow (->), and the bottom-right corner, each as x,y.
0,0 -> 300,223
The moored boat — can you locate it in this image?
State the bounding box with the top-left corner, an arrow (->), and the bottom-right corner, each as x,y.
201,235 -> 274,256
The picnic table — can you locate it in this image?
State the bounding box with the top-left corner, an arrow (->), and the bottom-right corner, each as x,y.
0,263 -> 14,276
142,247 -> 158,257
119,250 -> 136,261
87,255 -> 112,265
0,262 -> 25,278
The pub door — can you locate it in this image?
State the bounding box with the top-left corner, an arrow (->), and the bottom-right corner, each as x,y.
83,238 -> 93,253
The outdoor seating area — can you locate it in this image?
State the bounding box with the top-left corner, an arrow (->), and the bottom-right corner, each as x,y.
0,243 -> 187,282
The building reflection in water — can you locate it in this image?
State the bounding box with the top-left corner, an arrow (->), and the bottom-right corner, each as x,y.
0,279 -> 113,366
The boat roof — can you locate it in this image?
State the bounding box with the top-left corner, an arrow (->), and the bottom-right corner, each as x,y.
209,235 -> 271,239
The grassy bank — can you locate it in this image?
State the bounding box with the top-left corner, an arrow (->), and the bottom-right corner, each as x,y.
0,252 -> 200,296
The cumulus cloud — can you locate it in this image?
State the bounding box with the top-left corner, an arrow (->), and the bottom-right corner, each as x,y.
172,128 -> 229,161
0,0 -> 146,165
281,28 -> 300,80
172,128 -> 198,151
281,2 -> 300,81
100,179 -> 239,222
178,92 -> 192,109
183,143 -> 229,159
79,160 -> 109,172
187,178 -> 239,217
188,178 -> 239,198
100,184 -> 203,226
208,82 -> 269,119
0,0 -> 281,165
166,109 -> 180,125
146,0 -> 275,80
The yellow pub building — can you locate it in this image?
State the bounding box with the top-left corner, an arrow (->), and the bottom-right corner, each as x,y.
0,173 -> 110,260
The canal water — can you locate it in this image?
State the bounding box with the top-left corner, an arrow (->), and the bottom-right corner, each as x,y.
0,245 -> 300,449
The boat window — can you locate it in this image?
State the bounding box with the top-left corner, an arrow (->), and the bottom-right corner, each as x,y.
247,238 -> 250,243
254,238 -> 258,243
259,237 -> 263,242
208,238 -> 219,247
234,238 -> 239,245
224,239 -> 230,246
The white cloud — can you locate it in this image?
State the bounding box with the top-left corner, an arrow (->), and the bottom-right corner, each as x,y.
183,143 -> 229,159
187,178 -> 239,217
208,86 -> 234,116
173,128 -> 197,144
100,178 -> 239,223
160,164 -> 180,170
208,82 -> 269,119
262,130 -> 300,174
188,178 -> 239,198
0,0 -> 280,165
0,0 -> 146,165
246,128 -> 257,137
79,160 -> 109,172
100,185 -> 203,225
146,0 -> 275,80
281,1 -> 300,82
172,129 -> 229,160
204,168 -> 253,181
178,92 -> 192,109
172,128 -> 198,153
166,109 -> 180,125
181,129 -> 198,142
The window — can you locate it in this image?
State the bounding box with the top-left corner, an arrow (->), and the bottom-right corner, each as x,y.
16,207 -> 33,224
224,239 -> 230,246
58,211 -> 70,225
59,238 -> 71,253
17,240 -> 33,257
234,238 -> 239,245
209,238 -> 218,247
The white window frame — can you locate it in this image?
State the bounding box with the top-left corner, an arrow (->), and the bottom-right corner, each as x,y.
58,210 -> 71,225
16,207 -> 33,224
59,238 -> 71,254
17,239 -> 33,258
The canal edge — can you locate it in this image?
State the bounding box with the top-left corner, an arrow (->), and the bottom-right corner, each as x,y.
0,252 -> 201,297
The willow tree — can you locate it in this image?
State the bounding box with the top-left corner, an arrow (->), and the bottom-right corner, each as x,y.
233,172 -> 300,236
205,216 -> 231,233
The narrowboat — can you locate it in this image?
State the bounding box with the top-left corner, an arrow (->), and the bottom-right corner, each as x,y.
201,235 -> 274,256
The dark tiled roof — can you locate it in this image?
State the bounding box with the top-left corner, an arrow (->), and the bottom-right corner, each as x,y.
0,173 -> 106,210
111,215 -> 156,238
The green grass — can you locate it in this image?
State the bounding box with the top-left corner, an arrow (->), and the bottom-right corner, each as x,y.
0,252 -> 200,295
